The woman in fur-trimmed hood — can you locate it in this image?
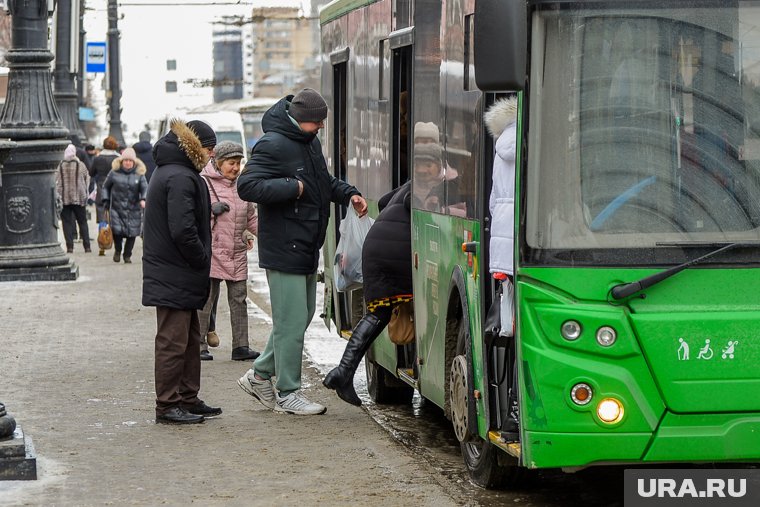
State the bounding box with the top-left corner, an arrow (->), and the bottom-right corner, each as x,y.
101,147 -> 149,263
485,96 -> 518,276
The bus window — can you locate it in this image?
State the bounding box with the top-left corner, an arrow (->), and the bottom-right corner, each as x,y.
527,7 -> 760,260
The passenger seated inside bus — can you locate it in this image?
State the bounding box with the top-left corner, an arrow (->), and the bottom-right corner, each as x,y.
324,181 -> 414,407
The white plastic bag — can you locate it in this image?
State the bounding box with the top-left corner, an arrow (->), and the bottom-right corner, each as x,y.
499,277 -> 515,337
334,208 -> 374,292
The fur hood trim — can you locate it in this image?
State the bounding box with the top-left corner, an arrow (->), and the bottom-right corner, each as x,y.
171,119 -> 210,171
111,155 -> 147,175
485,96 -> 518,139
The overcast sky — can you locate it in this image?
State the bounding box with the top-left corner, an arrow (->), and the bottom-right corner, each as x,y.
83,0 -> 311,141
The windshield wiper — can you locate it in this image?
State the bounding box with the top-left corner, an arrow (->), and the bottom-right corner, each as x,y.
610,242 -> 757,300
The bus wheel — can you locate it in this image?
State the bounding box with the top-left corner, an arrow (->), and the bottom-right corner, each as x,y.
452,319 -> 523,489
365,359 -> 414,405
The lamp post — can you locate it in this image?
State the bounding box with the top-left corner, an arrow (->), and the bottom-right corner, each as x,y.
0,0 -> 78,282
107,0 -> 124,145
54,0 -> 86,146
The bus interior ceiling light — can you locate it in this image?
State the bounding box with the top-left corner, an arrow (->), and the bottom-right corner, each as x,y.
561,320 -> 582,341
571,383 -> 593,405
597,398 -> 624,424
596,326 -> 617,347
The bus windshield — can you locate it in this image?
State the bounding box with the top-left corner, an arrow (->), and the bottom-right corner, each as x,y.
526,3 -> 760,264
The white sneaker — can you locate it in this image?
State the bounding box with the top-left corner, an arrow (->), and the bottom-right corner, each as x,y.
274,391 -> 327,415
237,369 -> 275,409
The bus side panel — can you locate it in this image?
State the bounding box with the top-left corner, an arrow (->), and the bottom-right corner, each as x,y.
412,210 -> 482,413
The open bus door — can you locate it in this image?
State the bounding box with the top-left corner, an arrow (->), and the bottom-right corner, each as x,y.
323,51 -> 353,333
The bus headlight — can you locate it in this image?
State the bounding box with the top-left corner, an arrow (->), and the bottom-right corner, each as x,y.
597,398 -> 624,424
596,326 -> 617,347
570,383 -> 593,405
561,320 -> 582,341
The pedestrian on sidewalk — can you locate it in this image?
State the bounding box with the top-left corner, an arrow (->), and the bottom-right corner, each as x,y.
55,144 -> 92,253
133,131 -> 157,182
142,119 -> 221,425
323,181 -> 413,406
197,140 -> 261,362
102,147 -> 148,264
236,88 -> 367,416
90,136 -> 120,254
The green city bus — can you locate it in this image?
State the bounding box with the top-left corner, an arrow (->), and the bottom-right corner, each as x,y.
319,0 -> 760,488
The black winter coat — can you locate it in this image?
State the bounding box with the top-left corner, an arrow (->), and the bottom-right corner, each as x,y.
237,96 -> 360,274
102,157 -> 148,238
90,151 -> 118,184
142,121 -> 212,310
362,181 -> 413,303
133,140 -> 157,182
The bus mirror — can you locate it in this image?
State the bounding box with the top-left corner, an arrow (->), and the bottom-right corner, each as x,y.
474,0 -> 527,91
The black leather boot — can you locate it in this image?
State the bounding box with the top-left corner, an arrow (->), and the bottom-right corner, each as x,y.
323,313 -> 385,406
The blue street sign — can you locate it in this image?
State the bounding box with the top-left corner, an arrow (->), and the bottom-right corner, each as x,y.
86,42 -> 107,73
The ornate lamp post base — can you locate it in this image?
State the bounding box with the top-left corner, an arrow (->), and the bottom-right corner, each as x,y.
0,404 -> 37,481
0,140 -> 78,282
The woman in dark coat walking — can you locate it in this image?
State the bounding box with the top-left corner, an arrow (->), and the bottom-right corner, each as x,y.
323,180 -> 413,406
102,147 -> 148,263
90,136 -> 120,235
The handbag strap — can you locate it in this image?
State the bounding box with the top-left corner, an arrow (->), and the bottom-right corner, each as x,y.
202,174 -> 221,230
202,175 -> 221,202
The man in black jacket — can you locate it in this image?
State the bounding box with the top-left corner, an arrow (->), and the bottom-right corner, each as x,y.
236,88 -> 367,415
142,119 -> 222,425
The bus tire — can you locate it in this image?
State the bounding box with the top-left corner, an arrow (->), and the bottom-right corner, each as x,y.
453,308 -> 524,489
365,358 -> 414,405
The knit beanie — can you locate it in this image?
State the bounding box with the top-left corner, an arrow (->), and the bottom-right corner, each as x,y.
414,122 -> 440,143
214,141 -> 245,161
289,88 -> 328,123
63,144 -> 77,161
121,147 -> 137,162
103,136 -> 119,150
414,142 -> 442,162
187,120 -> 217,148
138,131 -> 151,143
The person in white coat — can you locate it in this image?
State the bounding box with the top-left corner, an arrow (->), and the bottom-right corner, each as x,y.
485,95 -> 518,336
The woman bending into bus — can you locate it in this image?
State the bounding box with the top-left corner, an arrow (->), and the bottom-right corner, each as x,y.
323,180 -> 413,406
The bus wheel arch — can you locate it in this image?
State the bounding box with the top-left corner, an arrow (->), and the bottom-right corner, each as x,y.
446,267 -> 524,489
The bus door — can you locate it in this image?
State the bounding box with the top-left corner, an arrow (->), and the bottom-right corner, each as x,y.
390,31 -> 416,376
328,50 -> 353,333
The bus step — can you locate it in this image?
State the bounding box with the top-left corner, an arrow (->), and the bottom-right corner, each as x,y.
397,368 -> 418,389
489,430 -> 521,458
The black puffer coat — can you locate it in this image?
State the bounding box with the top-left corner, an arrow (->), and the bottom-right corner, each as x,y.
101,157 -> 148,237
362,181 -> 413,303
237,96 -> 360,274
142,120 -> 212,310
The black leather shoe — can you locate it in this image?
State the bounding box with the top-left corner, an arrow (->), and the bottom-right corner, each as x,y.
231,346 -> 260,361
182,400 -> 222,417
156,407 -> 204,424
200,350 -> 213,361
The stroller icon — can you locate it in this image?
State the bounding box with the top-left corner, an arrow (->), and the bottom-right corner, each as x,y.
721,340 -> 738,360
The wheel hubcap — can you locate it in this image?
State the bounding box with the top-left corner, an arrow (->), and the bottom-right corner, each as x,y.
450,354 -> 471,442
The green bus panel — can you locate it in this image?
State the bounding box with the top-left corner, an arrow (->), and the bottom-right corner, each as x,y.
645,413 -> 760,462
518,266 -> 760,467
522,431 -> 652,469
